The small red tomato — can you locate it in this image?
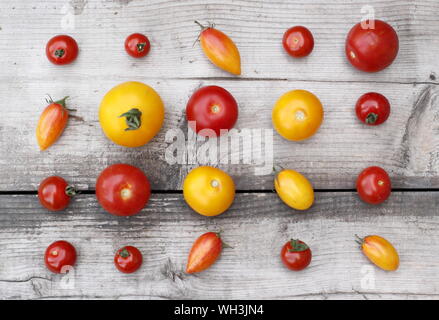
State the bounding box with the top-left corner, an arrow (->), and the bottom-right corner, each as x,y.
356,166 -> 391,204
356,92 -> 390,125
96,164 -> 151,216
38,176 -> 77,211
36,96 -> 70,151
124,33 -> 151,58
186,232 -> 223,273
282,26 -> 314,58
346,20 -> 399,72
114,246 -> 143,273
280,239 -> 312,271
186,85 -> 238,137
44,240 -> 77,273
46,35 -> 79,65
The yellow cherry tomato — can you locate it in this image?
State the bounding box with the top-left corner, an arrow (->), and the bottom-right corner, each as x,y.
183,166 -> 235,217
274,169 -> 314,211
99,81 -> 164,147
358,235 -> 399,271
272,89 -> 324,141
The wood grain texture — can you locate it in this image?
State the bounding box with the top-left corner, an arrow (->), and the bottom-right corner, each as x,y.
0,192 -> 438,300
0,0 -> 438,83
0,0 -> 439,191
1,79 -> 438,190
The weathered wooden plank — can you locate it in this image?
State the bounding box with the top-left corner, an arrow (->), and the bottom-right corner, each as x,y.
1,79 -> 438,190
0,192 -> 438,300
0,0 -> 437,83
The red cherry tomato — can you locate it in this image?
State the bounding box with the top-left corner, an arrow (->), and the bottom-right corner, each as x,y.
356,166 -> 391,204
46,35 -> 79,65
114,246 -> 143,273
124,33 -> 151,58
44,240 -> 77,273
346,20 -> 399,72
356,92 -> 390,125
186,85 -> 238,137
280,239 -> 312,271
282,26 -> 314,58
96,164 -> 151,216
38,176 -> 77,211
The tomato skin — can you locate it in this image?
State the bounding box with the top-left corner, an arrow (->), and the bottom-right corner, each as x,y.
44,240 -> 77,273
46,35 -> 79,65
281,239 -> 312,271
186,232 -> 222,273
356,92 -> 390,125
36,97 -> 69,151
96,164 -> 151,216
197,22 -> 241,75
99,81 -> 165,148
272,89 -> 324,141
356,166 -> 391,205
346,20 -> 399,72
38,176 -> 76,211
359,235 -> 399,271
114,246 -> 143,273
125,33 -> 151,58
186,86 -> 238,137
183,166 -> 235,217
274,169 -> 314,211
282,26 -> 314,58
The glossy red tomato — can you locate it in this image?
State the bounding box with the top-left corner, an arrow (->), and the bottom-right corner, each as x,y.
125,33 -> 151,58
186,85 -> 238,137
38,176 -> 77,211
356,166 -> 391,204
44,240 -> 77,273
346,20 -> 399,72
282,26 -> 314,58
114,246 -> 143,273
280,239 -> 312,271
96,164 -> 150,216
46,35 -> 79,65
356,92 -> 390,125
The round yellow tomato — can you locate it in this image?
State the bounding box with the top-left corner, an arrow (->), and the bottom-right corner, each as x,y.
99,81 -> 164,147
183,166 -> 235,217
274,169 -> 314,211
272,89 -> 323,141
359,235 -> 399,271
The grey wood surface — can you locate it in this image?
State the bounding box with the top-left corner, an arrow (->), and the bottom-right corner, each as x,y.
0,192 -> 438,300
0,0 -> 439,300
0,0 -> 438,190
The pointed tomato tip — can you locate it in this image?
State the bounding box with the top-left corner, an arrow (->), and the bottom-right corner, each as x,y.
186,267 -> 194,274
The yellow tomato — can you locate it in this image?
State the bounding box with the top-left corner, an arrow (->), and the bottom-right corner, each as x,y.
99,81 -> 164,147
359,235 -> 399,271
272,89 -> 324,141
274,169 -> 314,211
183,166 -> 235,217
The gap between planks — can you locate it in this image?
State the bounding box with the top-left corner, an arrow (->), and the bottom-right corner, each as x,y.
2,188 -> 439,195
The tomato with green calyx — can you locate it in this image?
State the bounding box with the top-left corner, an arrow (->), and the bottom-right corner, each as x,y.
280,239 -> 312,271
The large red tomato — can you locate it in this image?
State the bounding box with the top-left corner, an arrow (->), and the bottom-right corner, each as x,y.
346,20 -> 399,72
96,164 -> 151,216
186,85 -> 238,137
